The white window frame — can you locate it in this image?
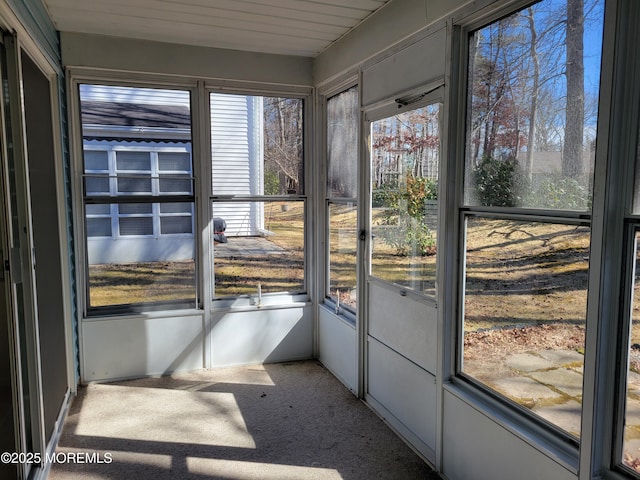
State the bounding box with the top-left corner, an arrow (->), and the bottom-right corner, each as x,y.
322,81 -> 361,322
206,85 -> 313,309
445,0 -> 611,473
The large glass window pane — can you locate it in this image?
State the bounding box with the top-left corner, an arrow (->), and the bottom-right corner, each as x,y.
370,104 -> 440,296
210,93 -> 303,196
327,86 -> 358,198
80,84 -> 195,310
462,217 -> 589,437
464,0 -> 603,211
87,258 -> 195,307
212,201 -> 304,298
326,86 -> 359,311
86,203 -> 195,307
328,203 -> 357,312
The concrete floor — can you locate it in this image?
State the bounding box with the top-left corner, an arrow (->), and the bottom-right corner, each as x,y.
48,360 -> 440,479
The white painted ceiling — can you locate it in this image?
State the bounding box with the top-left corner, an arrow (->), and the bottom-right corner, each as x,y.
42,0 -> 391,57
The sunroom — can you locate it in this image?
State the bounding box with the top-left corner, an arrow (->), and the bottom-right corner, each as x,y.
1,0 -> 640,479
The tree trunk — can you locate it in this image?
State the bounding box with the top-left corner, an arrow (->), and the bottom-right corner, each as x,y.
562,0 -> 584,178
526,7 -> 540,181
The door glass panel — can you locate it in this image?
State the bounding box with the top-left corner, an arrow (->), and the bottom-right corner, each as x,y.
370,103 -> 440,297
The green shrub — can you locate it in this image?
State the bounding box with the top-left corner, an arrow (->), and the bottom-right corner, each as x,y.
406,176 -> 438,218
372,179 -> 400,209
472,156 -> 523,207
524,173 -> 590,210
374,174 -> 438,256
264,170 -> 280,195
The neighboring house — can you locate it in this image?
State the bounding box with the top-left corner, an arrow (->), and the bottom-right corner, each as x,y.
210,93 -> 265,237
81,85 -> 264,264
516,150 -> 595,178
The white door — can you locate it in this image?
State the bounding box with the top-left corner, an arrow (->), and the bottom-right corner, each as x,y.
364,98 -> 442,462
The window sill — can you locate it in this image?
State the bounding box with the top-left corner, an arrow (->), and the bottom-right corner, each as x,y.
320,301 -> 356,327
211,293 -> 310,313
83,307 -> 202,322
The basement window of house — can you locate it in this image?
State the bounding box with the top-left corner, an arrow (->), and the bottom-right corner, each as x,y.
458,0 -> 604,440
210,93 -> 305,300
326,85 -> 359,316
80,84 -> 196,311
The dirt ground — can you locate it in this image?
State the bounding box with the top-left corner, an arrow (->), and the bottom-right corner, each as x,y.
464,323 -> 585,358
463,322 -> 586,382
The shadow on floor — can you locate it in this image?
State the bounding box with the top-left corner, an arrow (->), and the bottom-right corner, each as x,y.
48,360 -> 440,480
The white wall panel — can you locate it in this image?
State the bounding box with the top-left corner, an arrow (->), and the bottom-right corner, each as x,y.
314,0 -> 460,84
87,236 -> 194,263
318,307 -> 357,392
368,282 -> 437,374
81,312 -> 205,382
362,27 -> 446,107
210,306 -> 313,367
61,32 -> 313,86
367,337 -> 436,461
442,389 -> 577,480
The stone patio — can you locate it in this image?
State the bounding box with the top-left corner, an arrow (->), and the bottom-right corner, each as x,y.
496,349 -> 589,436
495,348 -> 640,450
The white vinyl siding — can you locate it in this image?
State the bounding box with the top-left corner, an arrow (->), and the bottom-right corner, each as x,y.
211,93 -> 263,236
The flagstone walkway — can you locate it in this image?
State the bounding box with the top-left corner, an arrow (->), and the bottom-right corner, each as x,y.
499,348 -> 640,448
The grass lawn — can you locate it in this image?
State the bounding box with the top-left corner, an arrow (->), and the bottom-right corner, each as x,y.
89,260 -> 195,307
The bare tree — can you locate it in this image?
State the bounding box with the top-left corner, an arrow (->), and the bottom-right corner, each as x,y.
525,7 -> 540,180
562,0 -> 585,178
263,97 -> 303,194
